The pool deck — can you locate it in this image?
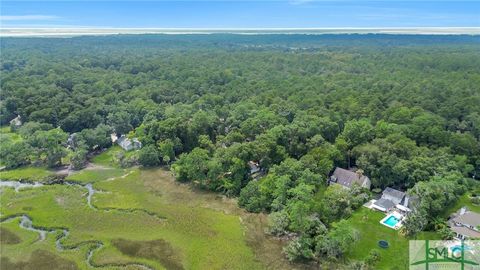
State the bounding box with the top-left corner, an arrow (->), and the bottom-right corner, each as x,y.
363,199 -> 376,209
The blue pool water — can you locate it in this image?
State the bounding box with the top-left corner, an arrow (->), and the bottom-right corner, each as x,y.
451,245 -> 472,251
383,216 -> 400,227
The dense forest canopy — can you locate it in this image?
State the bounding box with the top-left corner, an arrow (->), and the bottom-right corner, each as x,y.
1,34 -> 480,264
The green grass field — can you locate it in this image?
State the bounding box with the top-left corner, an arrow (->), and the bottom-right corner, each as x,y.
91,146 -> 122,167
0,167 -> 55,181
91,145 -> 138,168
0,126 -> 22,143
344,207 -> 441,270
65,166 -> 127,183
0,163 -> 290,270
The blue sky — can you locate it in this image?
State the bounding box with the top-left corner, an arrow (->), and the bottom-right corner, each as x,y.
1,1 -> 479,28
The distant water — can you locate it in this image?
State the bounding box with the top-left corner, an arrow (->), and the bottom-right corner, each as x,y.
1,27 -> 479,37
0,181 -> 43,191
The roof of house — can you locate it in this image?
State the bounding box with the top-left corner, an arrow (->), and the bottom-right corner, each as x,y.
452,208 -> 480,227
111,133 -> 118,143
383,187 -> 405,201
331,167 -> 369,188
373,198 -> 396,211
450,226 -> 480,239
248,161 -> 260,174
401,195 -> 419,210
10,115 -> 22,126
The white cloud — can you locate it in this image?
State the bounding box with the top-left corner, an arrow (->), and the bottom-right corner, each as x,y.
0,15 -> 60,21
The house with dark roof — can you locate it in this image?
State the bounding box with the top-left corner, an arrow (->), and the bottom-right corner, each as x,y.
372,187 -> 416,213
329,167 -> 371,190
448,207 -> 480,240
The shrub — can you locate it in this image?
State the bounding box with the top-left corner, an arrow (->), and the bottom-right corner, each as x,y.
364,249 -> 381,265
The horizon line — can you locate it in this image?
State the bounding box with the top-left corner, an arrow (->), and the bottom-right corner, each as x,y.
2,27 -> 479,37
2,27 -> 480,29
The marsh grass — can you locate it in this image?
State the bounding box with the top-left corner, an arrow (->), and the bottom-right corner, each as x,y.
113,238 -> 184,270
0,249 -> 79,270
0,216 -> 89,269
65,167 -> 126,183
0,167 -> 54,181
0,227 -> 21,244
1,166 -> 288,269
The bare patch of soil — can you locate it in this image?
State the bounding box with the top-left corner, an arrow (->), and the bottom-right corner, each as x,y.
0,227 -> 21,244
112,238 -> 184,270
0,250 -> 78,270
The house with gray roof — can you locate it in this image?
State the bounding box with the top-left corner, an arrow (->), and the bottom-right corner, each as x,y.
329,167 -> 371,190
372,187 -> 416,213
448,207 -> 480,240
381,187 -> 405,205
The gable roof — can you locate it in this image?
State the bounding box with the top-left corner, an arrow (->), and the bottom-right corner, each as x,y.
331,167 -> 369,188
382,187 -> 405,201
453,208 -> 480,227
10,115 -> 22,126
450,226 -> 480,239
401,195 -> 419,210
373,198 -> 396,211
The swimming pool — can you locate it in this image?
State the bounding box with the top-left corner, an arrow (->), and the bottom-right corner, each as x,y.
383,216 -> 400,227
380,212 -> 404,229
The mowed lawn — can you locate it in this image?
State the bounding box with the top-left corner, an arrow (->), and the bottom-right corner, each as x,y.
344,207 -> 440,270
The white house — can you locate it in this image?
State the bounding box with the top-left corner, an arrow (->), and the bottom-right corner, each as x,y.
116,135 -> 142,151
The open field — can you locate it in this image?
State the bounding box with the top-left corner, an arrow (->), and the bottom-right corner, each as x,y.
0,164 -> 294,270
